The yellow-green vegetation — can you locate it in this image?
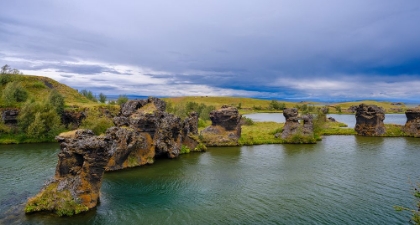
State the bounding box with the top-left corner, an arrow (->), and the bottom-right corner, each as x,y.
383,124 -> 409,137
25,182 -> 89,216
164,96 -> 297,114
0,74 -> 94,108
79,105 -> 119,135
329,100 -> 407,114
321,121 -> 357,135
239,122 -> 284,145
394,183 -> 420,224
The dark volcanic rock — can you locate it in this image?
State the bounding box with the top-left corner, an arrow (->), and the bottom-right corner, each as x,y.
201,106 -> 242,146
354,104 -> 385,136
26,130 -> 111,215
209,105 -> 242,131
404,108 -> 420,137
281,108 -> 300,139
1,109 -> 19,125
61,110 -> 86,129
26,97 -> 205,216
280,108 -> 314,140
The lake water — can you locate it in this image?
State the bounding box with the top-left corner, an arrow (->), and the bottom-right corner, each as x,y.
1,135 -> 420,224
245,113 -> 407,128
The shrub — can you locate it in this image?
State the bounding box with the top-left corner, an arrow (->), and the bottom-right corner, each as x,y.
79,89 -> 97,102
99,93 -> 107,103
18,100 -> 64,140
1,81 -> 28,106
80,109 -> 114,135
31,81 -> 46,89
48,90 -> 65,114
116,95 -> 128,105
242,117 -> 255,126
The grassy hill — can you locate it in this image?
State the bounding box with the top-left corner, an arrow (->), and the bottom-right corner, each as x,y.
0,74 -> 96,108
164,96 -> 408,114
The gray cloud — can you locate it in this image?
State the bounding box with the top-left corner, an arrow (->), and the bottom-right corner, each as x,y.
1,0 -> 420,101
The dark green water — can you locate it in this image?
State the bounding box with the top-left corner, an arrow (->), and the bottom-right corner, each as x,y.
1,136 -> 419,224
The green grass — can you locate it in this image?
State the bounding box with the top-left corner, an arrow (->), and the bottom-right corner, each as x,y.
25,182 -> 89,216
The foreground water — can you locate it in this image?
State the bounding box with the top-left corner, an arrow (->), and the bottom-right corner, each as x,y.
245,113 -> 406,128
1,136 -> 419,224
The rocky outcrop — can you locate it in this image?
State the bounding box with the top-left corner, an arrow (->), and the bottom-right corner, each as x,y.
280,108 -> 314,141
200,105 -> 242,146
1,108 -> 19,125
354,104 -> 385,136
26,97 -> 206,216
25,130 -> 111,215
404,108 -> 420,137
61,110 -> 86,129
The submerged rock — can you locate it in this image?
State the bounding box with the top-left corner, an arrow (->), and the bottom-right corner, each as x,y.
200,105 -> 242,146
404,108 -> 420,137
354,104 -> 385,136
26,97 -> 206,216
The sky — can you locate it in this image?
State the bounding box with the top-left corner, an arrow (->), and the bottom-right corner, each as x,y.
1,1 -> 420,102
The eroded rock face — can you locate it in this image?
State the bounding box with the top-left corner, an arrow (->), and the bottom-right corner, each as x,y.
1,108 -> 19,125
26,97 -> 205,216
61,110 -> 86,129
354,104 -> 385,136
280,108 -> 314,140
26,130 -> 111,215
404,108 -> 420,137
200,105 -> 242,146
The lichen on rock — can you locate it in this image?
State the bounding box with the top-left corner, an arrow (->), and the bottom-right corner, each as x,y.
200,105 -> 242,146
354,104 -> 385,136
26,97 -> 206,216
404,108 -> 420,137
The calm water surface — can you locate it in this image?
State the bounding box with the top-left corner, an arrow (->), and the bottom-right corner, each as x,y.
245,113 -> 407,128
1,136 -> 419,224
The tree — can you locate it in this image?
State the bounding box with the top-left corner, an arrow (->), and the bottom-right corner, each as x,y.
48,90 -> 65,114
79,89 -> 97,102
1,64 -> 22,75
99,93 -> 107,103
116,95 -> 128,105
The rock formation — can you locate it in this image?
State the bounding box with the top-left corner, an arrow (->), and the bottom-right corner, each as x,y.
61,110 -> 86,129
1,108 -> 19,125
200,105 -> 242,146
25,130 -> 110,215
354,104 -> 385,136
404,108 -> 420,137
26,97 -> 205,216
280,108 -> 314,141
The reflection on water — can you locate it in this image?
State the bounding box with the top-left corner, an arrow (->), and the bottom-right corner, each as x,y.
1,137 -> 420,224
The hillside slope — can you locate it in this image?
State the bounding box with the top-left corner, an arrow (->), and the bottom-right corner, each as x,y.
0,74 -> 94,107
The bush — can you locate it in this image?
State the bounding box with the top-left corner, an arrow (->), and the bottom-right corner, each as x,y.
80,109 -> 114,135
31,81 -> 46,89
269,100 -> 285,110
18,100 -> 64,140
79,89 -> 97,102
116,95 -> 128,105
242,117 -> 255,126
48,90 -> 65,114
1,81 -> 28,106
99,93 -> 107,103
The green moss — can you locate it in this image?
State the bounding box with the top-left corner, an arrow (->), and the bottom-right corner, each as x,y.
25,182 -> 89,216
180,145 -> 190,154
383,124 -> 408,137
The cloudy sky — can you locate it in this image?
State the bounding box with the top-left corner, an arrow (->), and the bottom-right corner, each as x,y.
1,1 -> 420,102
